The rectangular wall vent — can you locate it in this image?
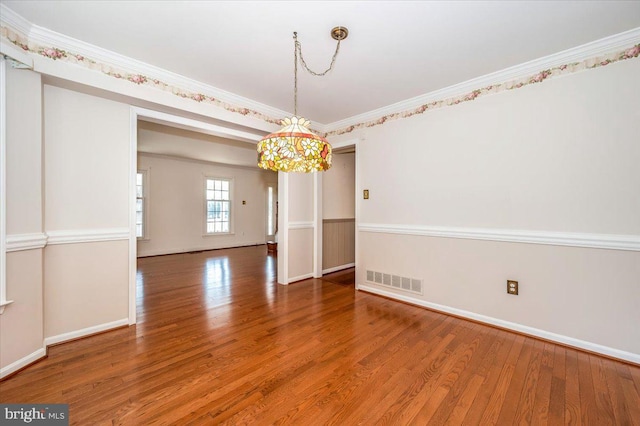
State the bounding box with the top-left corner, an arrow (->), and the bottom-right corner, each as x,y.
365,269 -> 423,295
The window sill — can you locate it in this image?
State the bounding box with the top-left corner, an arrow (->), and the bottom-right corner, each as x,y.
137,237 -> 150,242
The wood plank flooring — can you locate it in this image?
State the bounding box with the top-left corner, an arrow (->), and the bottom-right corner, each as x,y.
1,245 -> 639,424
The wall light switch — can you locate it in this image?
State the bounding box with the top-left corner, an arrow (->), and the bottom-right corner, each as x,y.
363,189 -> 369,199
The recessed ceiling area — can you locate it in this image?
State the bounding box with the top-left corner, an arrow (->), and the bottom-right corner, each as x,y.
4,1 -> 640,124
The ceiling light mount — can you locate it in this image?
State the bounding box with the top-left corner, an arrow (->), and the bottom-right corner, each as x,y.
331,26 -> 349,41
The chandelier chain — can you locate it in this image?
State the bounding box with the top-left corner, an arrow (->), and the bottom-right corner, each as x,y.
292,31 -> 342,116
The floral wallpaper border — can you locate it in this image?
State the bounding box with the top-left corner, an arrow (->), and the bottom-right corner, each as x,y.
323,43 -> 640,138
0,24 -> 282,126
2,22 -> 639,138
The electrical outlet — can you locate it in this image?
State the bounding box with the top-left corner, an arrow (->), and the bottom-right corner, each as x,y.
507,280 -> 519,295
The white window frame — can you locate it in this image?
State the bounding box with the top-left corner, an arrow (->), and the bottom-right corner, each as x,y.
204,176 -> 234,236
136,170 -> 149,240
266,184 -> 276,240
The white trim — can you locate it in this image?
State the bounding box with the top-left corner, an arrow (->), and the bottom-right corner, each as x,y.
129,109 -> 138,325
138,151 -> 260,171
2,3 -> 638,136
6,233 -> 48,252
43,318 -> 129,347
0,5 -> 31,40
359,223 -> 640,252
313,172 -> 323,278
358,284 -> 640,364
135,169 -> 148,240
325,27 -> 640,133
278,172 -> 289,285
0,4 -> 289,125
323,263 -> 356,275
288,273 -> 314,284
288,221 -> 314,230
353,139 -> 362,290
135,108 -> 263,144
0,347 -> 46,379
0,57 -> 10,314
47,228 -> 129,245
329,138 -> 361,150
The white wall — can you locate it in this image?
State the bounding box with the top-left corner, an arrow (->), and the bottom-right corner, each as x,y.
137,152 -> 276,257
43,85 -> 130,339
0,65 -> 44,375
356,58 -> 640,359
278,172 -> 315,284
323,152 -> 355,219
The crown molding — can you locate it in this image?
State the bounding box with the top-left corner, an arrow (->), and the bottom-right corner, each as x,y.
325,27 -> 640,133
0,4 -> 289,125
0,4 -> 31,38
2,4 -> 639,136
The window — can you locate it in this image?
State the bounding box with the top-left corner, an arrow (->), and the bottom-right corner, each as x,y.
136,171 -> 145,238
267,185 -> 276,237
205,178 -> 231,234
267,186 -> 274,236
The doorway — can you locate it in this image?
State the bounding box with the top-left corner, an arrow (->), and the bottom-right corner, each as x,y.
128,107 -> 274,324
321,145 -> 356,275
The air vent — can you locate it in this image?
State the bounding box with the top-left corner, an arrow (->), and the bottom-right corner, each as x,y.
366,269 -> 423,295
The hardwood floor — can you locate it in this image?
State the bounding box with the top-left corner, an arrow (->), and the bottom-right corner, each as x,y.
1,245 -> 639,424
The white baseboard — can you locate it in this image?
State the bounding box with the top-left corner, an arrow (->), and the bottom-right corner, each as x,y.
323,263 -> 356,275
137,241 -> 265,258
0,347 -> 46,379
358,284 -> 640,365
44,318 -> 129,346
286,273 -> 314,284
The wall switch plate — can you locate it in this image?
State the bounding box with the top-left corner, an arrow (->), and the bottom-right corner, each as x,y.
507,280 -> 519,295
363,189 -> 369,199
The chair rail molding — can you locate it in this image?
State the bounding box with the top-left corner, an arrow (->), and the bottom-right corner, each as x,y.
47,228 -> 130,245
6,233 -> 48,252
359,223 -> 640,252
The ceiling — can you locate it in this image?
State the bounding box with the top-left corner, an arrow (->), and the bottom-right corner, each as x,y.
3,1 -> 640,125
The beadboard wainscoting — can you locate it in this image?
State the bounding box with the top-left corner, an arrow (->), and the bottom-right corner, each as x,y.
323,218 -> 355,273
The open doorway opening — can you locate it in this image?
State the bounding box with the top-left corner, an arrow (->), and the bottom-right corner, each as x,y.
128,107 -> 276,324
321,145 -> 356,275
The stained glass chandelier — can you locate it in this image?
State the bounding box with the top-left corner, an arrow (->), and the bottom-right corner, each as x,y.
258,27 -> 349,173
